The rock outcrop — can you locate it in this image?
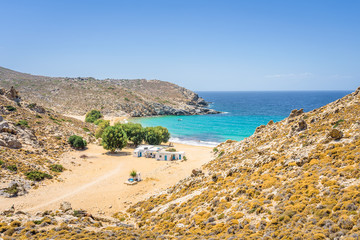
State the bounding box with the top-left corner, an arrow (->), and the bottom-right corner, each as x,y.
288,108 -> 304,118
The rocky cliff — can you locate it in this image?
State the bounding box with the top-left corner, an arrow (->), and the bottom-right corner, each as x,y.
0,66 -> 219,117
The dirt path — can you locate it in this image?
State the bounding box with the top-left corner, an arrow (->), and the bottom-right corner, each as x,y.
0,143 -> 212,216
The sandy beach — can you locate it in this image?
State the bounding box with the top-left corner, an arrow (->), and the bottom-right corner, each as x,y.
0,142 -> 212,216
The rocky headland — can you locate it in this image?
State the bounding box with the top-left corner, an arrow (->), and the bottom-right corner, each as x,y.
0,66 -> 220,117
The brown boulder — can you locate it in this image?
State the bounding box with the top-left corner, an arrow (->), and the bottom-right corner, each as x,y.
329,129 -> 343,140
191,169 -> 203,177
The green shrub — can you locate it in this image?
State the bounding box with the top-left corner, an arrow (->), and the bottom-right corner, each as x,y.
26,171 -> 53,181
83,127 -> 90,132
7,165 -> 17,172
35,114 -> 42,118
49,164 -> 64,172
101,125 -> 128,152
5,105 -> 16,111
3,184 -> 20,195
166,148 -> 177,152
333,119 -> 344,128
16,120 -> 29,128
68,135 -> 87,149
130,170 -> 137,177
94,119 -> 108,126
124,97 -> 130,101
28,103 -> 36,109
213,148 -> 218,153
0,160 -> 4,165
85,110 -> 102,123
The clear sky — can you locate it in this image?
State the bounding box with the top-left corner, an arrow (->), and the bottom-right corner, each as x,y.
0,0 -> 359,91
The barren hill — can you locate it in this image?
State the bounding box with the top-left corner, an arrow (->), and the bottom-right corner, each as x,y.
0,66 -> 219,117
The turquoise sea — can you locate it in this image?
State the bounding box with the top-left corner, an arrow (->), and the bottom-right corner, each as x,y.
130,91 -> 352,146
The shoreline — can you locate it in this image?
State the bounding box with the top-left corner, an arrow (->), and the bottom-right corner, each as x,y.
66,114 -> 220,147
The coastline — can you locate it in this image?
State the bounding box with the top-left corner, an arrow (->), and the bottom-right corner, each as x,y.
66,114 -> 219,147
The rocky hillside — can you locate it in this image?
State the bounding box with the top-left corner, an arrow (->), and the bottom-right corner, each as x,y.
0,66 -> 219,117
1,87 -> 360,239
125,87 -> 360,239
0,87 -> 95,198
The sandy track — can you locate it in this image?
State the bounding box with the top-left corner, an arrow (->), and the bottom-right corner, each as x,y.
23,162 -> 125,213
0,143 -> 212,216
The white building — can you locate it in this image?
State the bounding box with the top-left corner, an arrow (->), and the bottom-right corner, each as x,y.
133,145 -> 152,157
144,146 -> 163,158
133,145 -> 185,161
155,150 -> 185,161
133,145 -> 164,158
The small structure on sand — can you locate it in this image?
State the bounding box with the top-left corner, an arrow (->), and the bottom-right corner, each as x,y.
133,145 -> 185,161
155,150 -> 185,161
133,145 -> 153,158
133,145 -> 164,158
124,171 -> 142,185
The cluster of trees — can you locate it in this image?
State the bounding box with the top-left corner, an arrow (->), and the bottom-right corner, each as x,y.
97,122 -> 170,152
78,110 -> 171,153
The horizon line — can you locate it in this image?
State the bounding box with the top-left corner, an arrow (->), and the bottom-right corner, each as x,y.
194,89 -> 355,92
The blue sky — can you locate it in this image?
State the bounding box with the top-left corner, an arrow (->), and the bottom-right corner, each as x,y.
0,0 -> 359,91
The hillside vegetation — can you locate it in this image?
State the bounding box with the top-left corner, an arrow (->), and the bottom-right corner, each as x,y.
0,66 -> 218,117
1,87 -> 360,239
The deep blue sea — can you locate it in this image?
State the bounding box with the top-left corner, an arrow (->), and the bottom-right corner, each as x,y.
130,91 -> 351,146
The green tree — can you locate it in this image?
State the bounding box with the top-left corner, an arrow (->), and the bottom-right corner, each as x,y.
95,120 -> 110,138
85,110 -> 102,123
155,126 -> 170,143
101,125 -> 128,152
116,123 -> 145,147
144,127 -> 162,145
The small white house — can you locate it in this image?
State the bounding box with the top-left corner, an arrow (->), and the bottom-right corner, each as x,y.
144,146 -> 163,158
133,145 -> 152,157
155,150 -> 185,161
133,145 -> 164,158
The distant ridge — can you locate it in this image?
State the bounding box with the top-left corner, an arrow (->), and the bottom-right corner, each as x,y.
0,66 -> 219,117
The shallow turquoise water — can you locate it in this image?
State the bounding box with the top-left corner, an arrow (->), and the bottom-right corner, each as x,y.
130,91 -> 351,146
